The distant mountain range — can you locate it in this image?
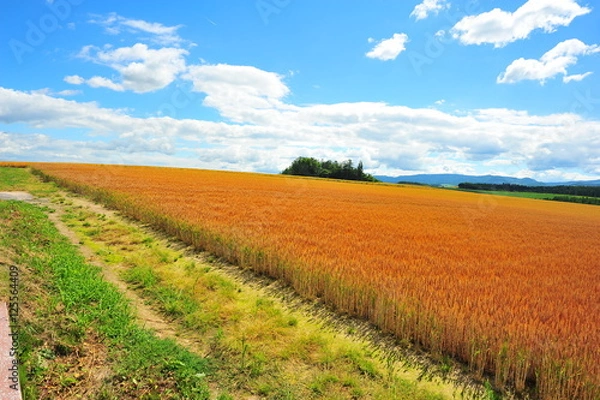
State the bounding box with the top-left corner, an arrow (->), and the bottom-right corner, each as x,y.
374,173 -> 600,187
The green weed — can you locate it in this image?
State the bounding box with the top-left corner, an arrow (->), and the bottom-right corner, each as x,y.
0,199 -> 211,398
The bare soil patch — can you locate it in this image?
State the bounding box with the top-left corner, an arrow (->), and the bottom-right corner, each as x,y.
0,191 -> 34,201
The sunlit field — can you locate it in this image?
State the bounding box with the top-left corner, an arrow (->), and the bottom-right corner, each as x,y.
26,162 -> 600,399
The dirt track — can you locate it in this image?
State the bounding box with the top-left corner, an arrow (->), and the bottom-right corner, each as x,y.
0,192 -> 34,201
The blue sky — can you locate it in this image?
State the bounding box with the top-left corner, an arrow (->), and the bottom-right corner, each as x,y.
1,0 -> 599,181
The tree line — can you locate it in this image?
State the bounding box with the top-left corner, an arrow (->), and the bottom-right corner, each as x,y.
458,182 -> 600,205
281,157 -> 379,182
457,182 -> 600,197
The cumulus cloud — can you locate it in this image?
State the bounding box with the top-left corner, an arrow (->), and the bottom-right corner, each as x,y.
183,64 -> 292,123
366,33 -> 409,61
451,0 -> 591,47
70,43 -> 189,93
0,131 -> 47,156
410,0 -> 451,20
67,13 -> 192,93
89,12 -> 188,47
497,39 -> 600,84
2,79 -> 600,180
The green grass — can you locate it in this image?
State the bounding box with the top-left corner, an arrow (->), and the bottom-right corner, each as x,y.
459,188 -> 600,205
474,190 -> 555,199
0,199 -> 211,399
0,166 -> 58,198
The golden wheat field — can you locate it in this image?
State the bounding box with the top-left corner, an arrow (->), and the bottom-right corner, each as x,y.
22,163 -> 600,399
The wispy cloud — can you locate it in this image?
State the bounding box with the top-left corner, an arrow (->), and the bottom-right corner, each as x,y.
563,71 -> 593,83
30,88 -> 81,97
64,75 -> 85,85
497,39 -> 600,84
88,12 -> 189,47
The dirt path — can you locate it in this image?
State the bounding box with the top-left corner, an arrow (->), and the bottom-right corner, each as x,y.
38,193 -> 208,356
0,192 -> 35,201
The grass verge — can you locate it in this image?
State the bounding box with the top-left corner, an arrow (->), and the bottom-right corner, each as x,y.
0,198 -> 211,399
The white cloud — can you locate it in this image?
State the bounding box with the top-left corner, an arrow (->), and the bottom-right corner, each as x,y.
183,64 -> 292,123
563,71 -> 593,83
0,87 -> 131,132
86,76 -> 125,91
73,43 -> 188,93
497,39 -> 600,84
29,88 -> 81,97
56,89 -> 81,97
0,132 -> 54,162
365,33 -> 409,61
1,80 -> 600,180
451,0 -> 591,47
71,14 -> 192,93
410,0 -> 451,21
89,12 -> 188,47
64,75 -> 85,85
29,88 -> 52,96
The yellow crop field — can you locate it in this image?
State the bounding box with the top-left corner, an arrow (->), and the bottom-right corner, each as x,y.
25,163 -> 600,399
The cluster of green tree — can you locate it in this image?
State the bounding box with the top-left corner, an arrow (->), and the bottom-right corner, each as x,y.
458,182 -> 600,198
281,157 -> 379,182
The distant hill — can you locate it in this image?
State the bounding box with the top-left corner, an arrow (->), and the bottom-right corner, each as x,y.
374,173 -> 600,187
